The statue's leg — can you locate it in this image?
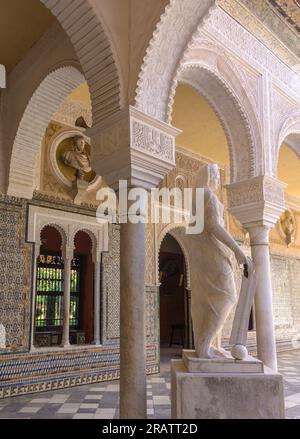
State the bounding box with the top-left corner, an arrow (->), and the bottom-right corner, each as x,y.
195,297 -> 235,358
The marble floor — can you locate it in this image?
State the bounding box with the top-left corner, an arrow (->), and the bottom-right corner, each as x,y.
0,349 -> 300,419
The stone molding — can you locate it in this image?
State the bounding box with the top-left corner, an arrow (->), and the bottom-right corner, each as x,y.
156,222 -> 191,289
7,66 -> 86,200
133,0 -> 300,185
204,7 -> 300,98
226,175 -> 286,227
88,106 -> 181,190
175,59 -> 258,181
41,0 -> 122,123
219,0 -> 300,68
27,205 -> 109,259
135,0 -> 217,121
52,99 -> 93,128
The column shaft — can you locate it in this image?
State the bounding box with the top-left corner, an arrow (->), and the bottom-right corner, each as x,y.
93,259 -> 101,345
61,257 -> 71,347
120,220 -> 146,419
30,243 -> 40,351
249,226 -> 277,370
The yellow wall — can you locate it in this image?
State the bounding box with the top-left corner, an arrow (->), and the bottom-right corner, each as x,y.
278,144 -> 300,197
171,84 -> 229,166
68,83 -> 91,107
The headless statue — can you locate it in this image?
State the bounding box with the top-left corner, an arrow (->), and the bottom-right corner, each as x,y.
181,164 -> 247,358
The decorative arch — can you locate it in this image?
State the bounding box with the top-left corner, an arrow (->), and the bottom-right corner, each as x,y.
176,64 -> 256,182
168,37 -> 262,183
39,222 -> 67,249
40,0 -> 123,121
275,110 -> 300,174
7,66 -> 85,199
135,0 -> 216,121
72,227 -> 98,261
135,2 -> 260,183
157,223 -> 191,289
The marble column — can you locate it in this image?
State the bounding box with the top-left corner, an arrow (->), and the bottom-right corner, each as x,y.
248,225 -> 277,370
119,196 -> 147,419
61,246 -> 73,348
226,176 -> 286,372
88,105 -> 180,419
93,254 -> 101,345
30,242 -> 41,351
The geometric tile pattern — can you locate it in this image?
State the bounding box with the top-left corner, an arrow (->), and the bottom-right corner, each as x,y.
1,349 -> 300,419
0,344 -> 159,399
0,196 -> 32,350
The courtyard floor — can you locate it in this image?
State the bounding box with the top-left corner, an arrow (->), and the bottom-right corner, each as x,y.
0,349 -> 300,419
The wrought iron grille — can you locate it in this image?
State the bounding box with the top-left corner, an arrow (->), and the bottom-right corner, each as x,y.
35,254 -> 81,330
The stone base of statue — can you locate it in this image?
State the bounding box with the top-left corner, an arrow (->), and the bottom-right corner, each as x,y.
171,350 -> 285,419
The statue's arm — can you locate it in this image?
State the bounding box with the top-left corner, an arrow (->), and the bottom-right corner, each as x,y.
206,221 -> 247,265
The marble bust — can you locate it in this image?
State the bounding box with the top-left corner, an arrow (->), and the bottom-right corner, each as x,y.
61,135 -> 92,179
281,210 -> 295,247
181,163 -> 248,358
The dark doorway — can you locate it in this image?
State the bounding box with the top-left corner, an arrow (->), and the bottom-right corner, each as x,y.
159,233 -> 189,350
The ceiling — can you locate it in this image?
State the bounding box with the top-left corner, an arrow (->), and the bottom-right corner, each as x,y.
0,0 -> 55,72
268,0 -> 300,33
236,0 -> 300,59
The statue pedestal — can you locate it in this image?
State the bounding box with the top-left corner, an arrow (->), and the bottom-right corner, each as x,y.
171,350 -> 285,419
72,179 -> 89,205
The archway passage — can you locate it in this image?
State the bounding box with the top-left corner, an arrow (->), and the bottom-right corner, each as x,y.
74,230 -> 94,345
159,233 -> 190,354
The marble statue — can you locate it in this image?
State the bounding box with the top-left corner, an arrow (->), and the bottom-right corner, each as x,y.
184,163 -> 248,358
62,135 -> 92,179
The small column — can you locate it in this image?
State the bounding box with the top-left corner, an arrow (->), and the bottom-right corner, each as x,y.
226,175 -> 286,371
248,225 -> 277,370
93,253 -> 101,345
61,245 -> 74,348
30,242 -> 41,351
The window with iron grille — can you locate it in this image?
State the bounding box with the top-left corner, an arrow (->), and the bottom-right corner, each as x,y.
35,254 -> 81,330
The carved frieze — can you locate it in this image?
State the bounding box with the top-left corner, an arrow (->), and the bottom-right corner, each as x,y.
227,175 -> 286,227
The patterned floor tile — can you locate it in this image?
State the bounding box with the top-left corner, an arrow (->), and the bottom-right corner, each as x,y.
0,349 -> 300,418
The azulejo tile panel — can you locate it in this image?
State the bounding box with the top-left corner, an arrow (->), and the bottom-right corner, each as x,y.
0,196 -> 32,350
0,344 -> 158,399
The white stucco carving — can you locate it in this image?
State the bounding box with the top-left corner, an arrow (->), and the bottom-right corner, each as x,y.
7,67 -> 85,199
226,176 -> 286,228
135,0 -> 217,121
27,205 -> 109,257
89,106 -> 180,190
40,0 -> 123,122
135,1 -> 300,184
52,99 -> 92,128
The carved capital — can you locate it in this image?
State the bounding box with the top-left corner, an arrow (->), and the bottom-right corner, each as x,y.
62,245 -> 74,262
226,175 -> 286,228
87,106 -> 181,190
